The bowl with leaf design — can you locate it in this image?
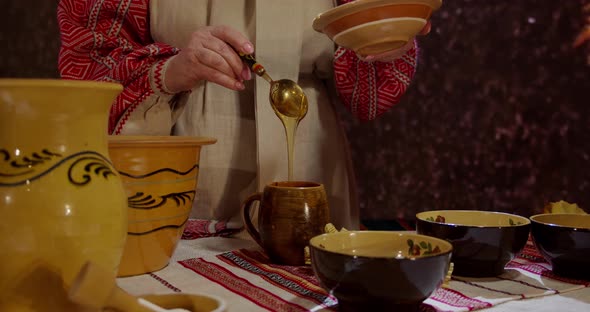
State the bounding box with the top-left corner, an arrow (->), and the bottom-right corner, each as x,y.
309,231 -> 452,312
108,135 -> 216,276
415,210 -> 530,277
530,213 -> 590,280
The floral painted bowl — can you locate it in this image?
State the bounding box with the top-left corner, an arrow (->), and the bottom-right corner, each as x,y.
530,213 -> 590,280
312,0 -> 443,56
108,136 -> 216,277
415,210 -> 531,277
309,231 -> 452,311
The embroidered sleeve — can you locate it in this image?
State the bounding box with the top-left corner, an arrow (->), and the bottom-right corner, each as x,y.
333,0 -> 419,121
333,45 -> 418,121
57,0 -> 179,134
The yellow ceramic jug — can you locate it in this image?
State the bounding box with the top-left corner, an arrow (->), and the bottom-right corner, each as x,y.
0,79 -> 128,311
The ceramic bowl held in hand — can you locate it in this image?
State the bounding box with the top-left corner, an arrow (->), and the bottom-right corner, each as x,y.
109,136 -> 216,277
530,213 -> 590,280
313,0 -> 442,56
416,210 -> 531,277
309,231 -> 452,312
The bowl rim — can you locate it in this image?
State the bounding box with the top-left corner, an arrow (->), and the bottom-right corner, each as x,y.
309,230 -> 453,259
313,0 -> 443,32
108,135 -> 217,146
266,181 -> 324,189
530,213 -> 590,231
140,292 -> 227,312
0,78 -> 123,91
416,210 -> 531,227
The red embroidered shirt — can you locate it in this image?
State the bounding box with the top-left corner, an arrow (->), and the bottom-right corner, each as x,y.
57,0 -> 418,134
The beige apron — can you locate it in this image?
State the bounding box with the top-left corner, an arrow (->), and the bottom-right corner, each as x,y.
124,0 -> 358,229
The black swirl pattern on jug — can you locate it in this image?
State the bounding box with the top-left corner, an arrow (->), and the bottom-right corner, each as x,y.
118,164 -> 198,179
127,190 -> 195,209
0,149 -> 117,187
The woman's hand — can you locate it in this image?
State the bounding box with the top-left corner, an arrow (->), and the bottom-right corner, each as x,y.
360,21 -> 432,62
164,25 -> 254,92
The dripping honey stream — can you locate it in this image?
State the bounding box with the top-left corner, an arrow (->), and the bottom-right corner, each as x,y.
238,52 -> 308,181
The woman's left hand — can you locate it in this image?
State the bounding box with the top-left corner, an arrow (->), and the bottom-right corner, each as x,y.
360,21 -> 432,62
574,4 -> 590,48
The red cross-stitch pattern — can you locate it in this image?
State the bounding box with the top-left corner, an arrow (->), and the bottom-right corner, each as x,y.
333,1 -> 418,121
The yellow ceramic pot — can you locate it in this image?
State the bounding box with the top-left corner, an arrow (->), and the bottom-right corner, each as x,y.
0,79 -> 128,311
108,136 -> 216,277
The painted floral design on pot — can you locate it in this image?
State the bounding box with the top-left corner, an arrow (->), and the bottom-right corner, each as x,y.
407,239 -> 442,257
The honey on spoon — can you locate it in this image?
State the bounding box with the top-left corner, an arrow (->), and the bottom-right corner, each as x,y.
238,52 -> 308,181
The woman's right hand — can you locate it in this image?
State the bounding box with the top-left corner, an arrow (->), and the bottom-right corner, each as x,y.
164,25 -> 254,92
573,3 -> 590,48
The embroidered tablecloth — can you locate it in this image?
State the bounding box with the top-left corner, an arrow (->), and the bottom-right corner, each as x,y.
117,220 -> 590,312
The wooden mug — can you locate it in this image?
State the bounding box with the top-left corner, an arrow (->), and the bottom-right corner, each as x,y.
242,181 -> 330,266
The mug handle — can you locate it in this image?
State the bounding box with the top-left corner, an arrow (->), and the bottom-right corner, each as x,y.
242,192 -> 263,247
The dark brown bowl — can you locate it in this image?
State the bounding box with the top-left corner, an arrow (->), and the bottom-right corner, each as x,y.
309,231 -> 452,312
415,210 -> 531,277
530,213 -> 590,280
